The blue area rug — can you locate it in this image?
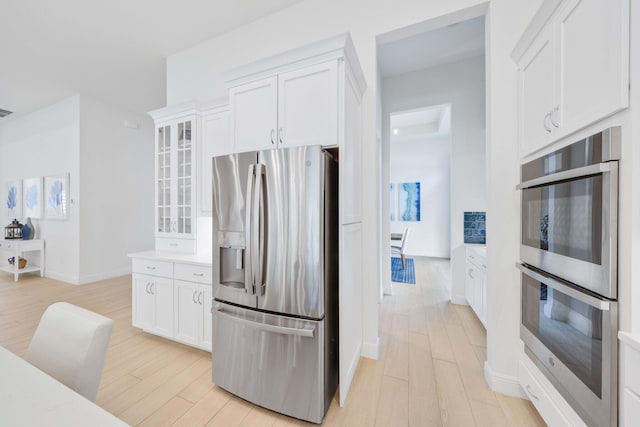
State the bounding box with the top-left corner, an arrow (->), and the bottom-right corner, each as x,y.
391,257 -> 415,284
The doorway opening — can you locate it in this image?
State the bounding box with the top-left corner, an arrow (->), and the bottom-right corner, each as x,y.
377,14 -> 487,300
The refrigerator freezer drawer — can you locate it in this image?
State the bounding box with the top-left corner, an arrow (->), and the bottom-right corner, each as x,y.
212,302 -> 326,424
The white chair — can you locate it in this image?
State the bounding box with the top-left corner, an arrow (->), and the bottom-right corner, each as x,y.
25,302 -> 114,402
391,228 -> 410,269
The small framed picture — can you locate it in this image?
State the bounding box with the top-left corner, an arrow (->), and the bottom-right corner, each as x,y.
23,177 -> 42,219
44,173 -> 70,220
6,180 -> 22,219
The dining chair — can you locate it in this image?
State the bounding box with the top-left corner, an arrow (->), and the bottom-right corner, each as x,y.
391,228 -> 410,269
25,302 -> 114,402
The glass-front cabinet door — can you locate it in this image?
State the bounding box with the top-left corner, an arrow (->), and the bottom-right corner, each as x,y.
155,117 -> 196,239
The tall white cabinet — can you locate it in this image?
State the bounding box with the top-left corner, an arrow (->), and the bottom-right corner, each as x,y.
149,105 -> 200,252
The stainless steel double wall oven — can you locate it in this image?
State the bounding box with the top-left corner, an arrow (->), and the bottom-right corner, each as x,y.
517,127 -> 620,427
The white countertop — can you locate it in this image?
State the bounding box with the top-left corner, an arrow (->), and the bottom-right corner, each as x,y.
0,346 -> 127,427
619,331 -> 640,353
128,250 -> 212,267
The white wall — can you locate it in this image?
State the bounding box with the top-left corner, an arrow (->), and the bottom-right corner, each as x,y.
383,55 -> 485,300
389,133 -> 451,258
0,94 -> 155,285
165,0 -> 553,396
79,96 -> 155,283
0,96 -> 81,281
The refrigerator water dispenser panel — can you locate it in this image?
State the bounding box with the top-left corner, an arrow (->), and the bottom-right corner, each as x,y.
219,247 -> 244,289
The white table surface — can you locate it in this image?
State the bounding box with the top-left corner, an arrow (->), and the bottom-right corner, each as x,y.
0,346 -> 128,426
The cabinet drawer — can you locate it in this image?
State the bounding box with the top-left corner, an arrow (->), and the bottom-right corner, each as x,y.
175,263 -> 212,284
132,259 -> 173,277
156,238 -> 196,253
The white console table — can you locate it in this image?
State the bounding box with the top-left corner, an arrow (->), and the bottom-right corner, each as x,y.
0,239 -> 45,282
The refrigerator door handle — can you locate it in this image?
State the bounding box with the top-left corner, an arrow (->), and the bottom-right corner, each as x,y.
244,164 -> 256,295
214,304 -> 315,338
253,163 -> 265,296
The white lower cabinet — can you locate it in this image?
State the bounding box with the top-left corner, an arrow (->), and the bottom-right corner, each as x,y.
174,275 -> 212,350
132,274 -> 174,338
130,253 -> 212,352
464,247 -> 486,327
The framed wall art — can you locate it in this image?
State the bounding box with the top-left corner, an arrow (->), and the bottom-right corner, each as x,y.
44,173 -> 69,220
23,177 -> 42,219
6,180 -> 22,219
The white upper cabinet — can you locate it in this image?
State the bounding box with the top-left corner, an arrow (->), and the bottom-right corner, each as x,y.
513,0 -> 629,156
226,34 -> 365,156
518,26 -> 557,155
154,115 -> 197,240
229,77 -> 278,153
229,60 -> 339,153
200,105 -> 229,213
277,61 -> 339,148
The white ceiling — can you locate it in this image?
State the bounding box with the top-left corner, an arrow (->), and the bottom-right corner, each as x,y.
391,104 -> 451,143
0,0 -> 302,118
378,16 -> 485,77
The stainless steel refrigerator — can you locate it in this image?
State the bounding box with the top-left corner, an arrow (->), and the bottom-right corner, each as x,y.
211,145 -> 339,424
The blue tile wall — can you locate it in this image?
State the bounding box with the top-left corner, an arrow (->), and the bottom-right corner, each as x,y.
464,211 -> 486,244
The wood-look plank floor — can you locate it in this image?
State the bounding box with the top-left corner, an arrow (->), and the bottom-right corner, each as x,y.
0,257 -> 546,426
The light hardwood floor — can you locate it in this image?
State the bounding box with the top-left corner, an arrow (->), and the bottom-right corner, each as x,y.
0,257 -> 545,426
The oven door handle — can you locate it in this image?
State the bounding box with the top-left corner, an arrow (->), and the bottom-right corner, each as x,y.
516,162 -> 613,190
516,263 -> 611,310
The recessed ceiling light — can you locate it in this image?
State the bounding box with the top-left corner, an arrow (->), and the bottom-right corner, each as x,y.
393,129 -> 399,135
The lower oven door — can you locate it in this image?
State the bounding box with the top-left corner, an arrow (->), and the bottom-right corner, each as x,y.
517,263 -> 617,427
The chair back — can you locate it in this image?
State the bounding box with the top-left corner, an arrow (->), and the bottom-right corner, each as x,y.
400,228 -> 410,254
25,302 -> 114,402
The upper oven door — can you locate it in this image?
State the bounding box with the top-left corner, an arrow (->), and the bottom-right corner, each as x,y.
519,161 -> 618,298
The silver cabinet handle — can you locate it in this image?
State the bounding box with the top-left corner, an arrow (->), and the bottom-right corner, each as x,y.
169,243 -> 178,247
278,127 -> 284,144
198,291 -> 203,305
146,266 -> 156,270
543,112 -> 552,132
270,129 -> 275,145
146,283 -> 151,294
192,290 -> 198,304
193,272 -> 204,277
150,283 -> 155,295
550,106 -> 560,128
526,384 -> 539,401
468,269 -> 475,279
215,305 -> 315,337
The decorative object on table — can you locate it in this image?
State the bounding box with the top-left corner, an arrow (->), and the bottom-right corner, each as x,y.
463,211 -> 486,244
398,182 -> 420,221
6,180 -> 22,218
44,173 -> 69,220
22,217 -> 35,240
8,256 -> 27,269
22,178 -> 42,219
5,219 -> 23,240
391,257 -> 416,284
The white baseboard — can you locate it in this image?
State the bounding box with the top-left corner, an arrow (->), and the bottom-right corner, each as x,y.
77,267 -> 131,285
361,336 -> 380,360
484,361 -> 527,399
450,294 -> 469,305
45,267 -> 131,286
